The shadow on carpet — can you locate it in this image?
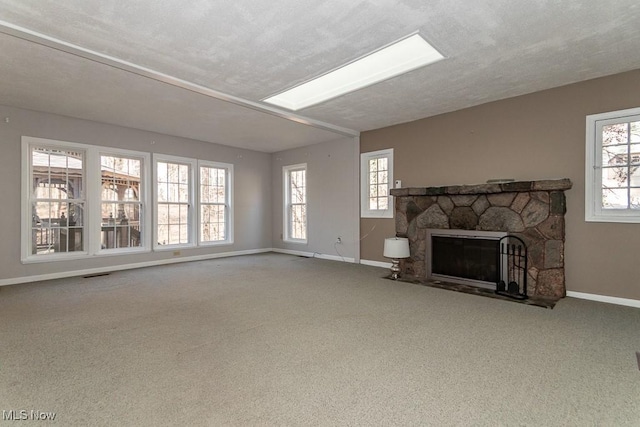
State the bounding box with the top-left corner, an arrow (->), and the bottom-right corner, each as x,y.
388,276 -> 558,309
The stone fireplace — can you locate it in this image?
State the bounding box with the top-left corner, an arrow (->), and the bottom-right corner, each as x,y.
389,179 -> 572,299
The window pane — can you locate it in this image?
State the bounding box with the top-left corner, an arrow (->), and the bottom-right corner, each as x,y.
290,170 -> 305,203
290,205 -> 306,240
284,166 -> 306,240
378,184 -> 388,197
377,157 -> 387,171
369,159 -> 378,173
158,224 -> 169,245
631,188 -> 640,209
602,188 -> 628,209
165,183 -> 176,202
98,155 -> 144,250
629,144 -> 640,165
602,167 -> 628,188
157,160 -> 192,246
29,146 -> 86,256
167,163 -> 179,182
179,164 -> 189,184
179,224 -> 188,244
369,197 -> 377,210
378,170 -> 388,184
631,122 -> 640,143
169,204 -> 181,224
201,205 -> 226,242
157,162 -> 167,183
180,204 -> 189,224
602,123 -> 628,146
124,187 -> 138,201
369,185 -> 378,198
378,195 -> 389,210
158,204 -> 169,224
602,144 -> 628,166
179,184 -> 189,203
369,171 -> 378,185
630,165 -> 640,187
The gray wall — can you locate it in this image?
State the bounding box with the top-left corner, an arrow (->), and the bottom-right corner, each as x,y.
361,69 -> 640,301
271,137 -> 359,261
0,105 -> 272,281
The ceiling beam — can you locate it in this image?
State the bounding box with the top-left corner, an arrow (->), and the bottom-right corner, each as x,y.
0,20 -> 360,139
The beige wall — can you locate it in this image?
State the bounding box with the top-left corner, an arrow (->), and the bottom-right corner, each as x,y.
272,137 -> 359,260
0,105 -> 272,282
361,69 -> 640,300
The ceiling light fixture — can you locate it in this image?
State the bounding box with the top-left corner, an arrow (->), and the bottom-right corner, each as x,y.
263,33 -> 444,111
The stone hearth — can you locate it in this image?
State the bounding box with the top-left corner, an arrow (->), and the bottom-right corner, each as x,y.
390,179 -> 572,299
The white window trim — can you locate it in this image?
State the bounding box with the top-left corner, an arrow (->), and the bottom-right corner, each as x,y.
22,137 -> 89,263
153,153 -> 197,250
197,160 -> 234,246
361,148 -> 394,218
21,136 -> 152,263
283,163 -> 308,244
94,148 -> 152,256
586,106 -> 640,223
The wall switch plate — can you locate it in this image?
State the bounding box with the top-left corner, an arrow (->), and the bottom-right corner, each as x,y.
395,180 -> 402,188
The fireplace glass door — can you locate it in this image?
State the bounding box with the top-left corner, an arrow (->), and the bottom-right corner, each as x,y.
431,236 -> 499,285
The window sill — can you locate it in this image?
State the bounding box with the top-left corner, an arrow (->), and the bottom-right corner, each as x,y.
283,239 -> 308,245
154,243 -> 197,251
361,211 -> 393,219
585,213 -> 640,223
22,252 -> 90,264
96,247 -> 152,257
199,240 -> 234,247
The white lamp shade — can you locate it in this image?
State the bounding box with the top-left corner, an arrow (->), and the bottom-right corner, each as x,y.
383,237 -> 410,259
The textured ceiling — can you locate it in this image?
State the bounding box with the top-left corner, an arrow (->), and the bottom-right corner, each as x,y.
0,0 -> 639,152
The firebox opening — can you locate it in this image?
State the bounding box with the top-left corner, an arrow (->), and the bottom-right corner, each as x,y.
427,229 -> 506,289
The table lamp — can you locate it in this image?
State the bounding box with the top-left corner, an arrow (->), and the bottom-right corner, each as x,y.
383,237 -> 410,279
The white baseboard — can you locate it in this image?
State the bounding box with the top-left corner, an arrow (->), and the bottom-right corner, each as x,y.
270,248 -> 355,263
360,259 -> 392,269
566,291 -> 640,308
0,248 -> 272,287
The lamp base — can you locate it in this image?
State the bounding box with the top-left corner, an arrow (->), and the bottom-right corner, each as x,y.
389,259 -> 401,280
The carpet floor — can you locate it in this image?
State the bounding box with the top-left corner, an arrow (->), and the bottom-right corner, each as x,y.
1,253 -> 639,426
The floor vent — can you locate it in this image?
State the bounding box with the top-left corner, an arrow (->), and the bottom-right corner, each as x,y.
83,273 -> 110,279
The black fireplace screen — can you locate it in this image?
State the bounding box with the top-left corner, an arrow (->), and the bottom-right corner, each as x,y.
431,236 -> 498,283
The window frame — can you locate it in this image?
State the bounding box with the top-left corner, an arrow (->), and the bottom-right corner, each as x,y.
586,106 -> 640,223
95,148 -> 152,255
22,137 -> 89,262
360,148 -> 394,218
153,154 -> 197,250
283,163 -> 307,244
197,160 -> 234,246
21,137 -> 152,263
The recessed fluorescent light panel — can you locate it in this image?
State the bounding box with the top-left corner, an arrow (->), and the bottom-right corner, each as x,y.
263,34 -> 444,111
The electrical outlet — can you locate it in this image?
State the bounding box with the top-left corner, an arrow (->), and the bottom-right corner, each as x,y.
336,236 -> 342,244
172,250 -> 181,256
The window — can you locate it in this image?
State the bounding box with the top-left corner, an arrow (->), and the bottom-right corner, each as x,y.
586,107 -> 640,222
283,164 -> 307,243
155,155 -> 195,248
27,143 -> 86,257
361,148 -> 394,218
22,137 -> 234,261
22,137 -> 151,262
199,162 -> 233,244
100,154 -> 144,250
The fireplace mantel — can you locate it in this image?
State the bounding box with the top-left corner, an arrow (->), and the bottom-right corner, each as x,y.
389,179 -> 572,299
